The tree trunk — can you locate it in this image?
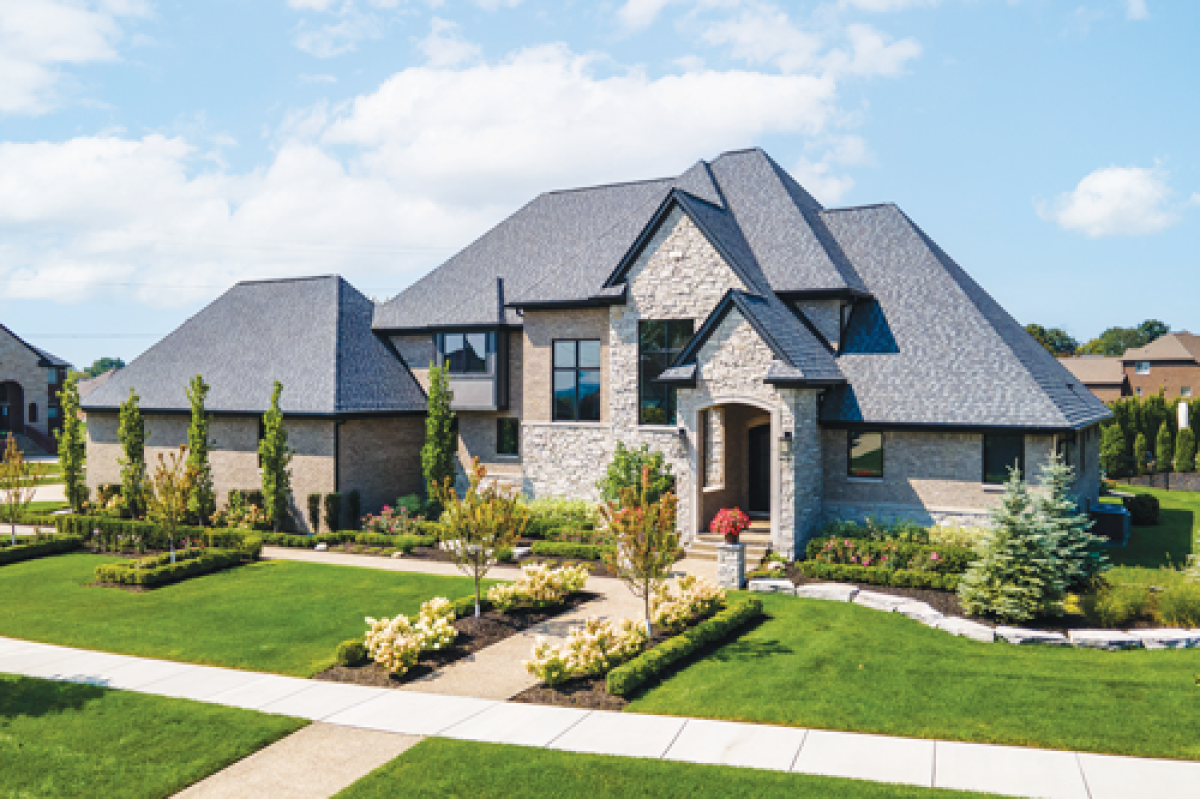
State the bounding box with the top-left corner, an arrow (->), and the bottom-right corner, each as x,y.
644,592 -> 653,637
474,577 -> 482,618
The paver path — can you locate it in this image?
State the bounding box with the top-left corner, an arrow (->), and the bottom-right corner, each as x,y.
1,635 -> 1197,798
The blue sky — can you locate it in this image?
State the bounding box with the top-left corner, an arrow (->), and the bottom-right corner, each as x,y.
1,0 -> 1196,369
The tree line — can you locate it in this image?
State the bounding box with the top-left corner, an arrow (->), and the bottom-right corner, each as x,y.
1100,391 -> 1200,477
1025,319 -> 1170,358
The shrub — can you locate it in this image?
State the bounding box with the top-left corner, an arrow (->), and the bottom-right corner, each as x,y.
324,493 -> 342,535
606,598 -> 763,697
526,496 -> 600,529
307,493 -> 322,534
1037,455 -> 1108,591
650,576 -> 725,632
1080,583 -> 1149,628
1155,581 -> 1200,628
806,536 -> 973,575
531,541 -> 610,560
927,524 -> 988,550
240,535 -> 263,560
487,562 -> 590,611
1156,421 -> 1175,473
94,549 -> 244,587
364,597 -> 457,675
544,527 -> 611,546
346,490 -> 362,531
362,505 -> 421,536
798,561 -> 960,592
1176,428 -> 1197,473
335,639 -> 369,667
1133,433 -> 1150,475
597,441 -> 674,507
525,617 -> 648,687
1100,422 -> 1128,478
0,535 -> 83,565
1122,494 -> 1160,526
395,494 -> 424,515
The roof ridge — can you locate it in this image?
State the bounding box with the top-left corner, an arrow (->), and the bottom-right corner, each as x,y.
819,203 -> 898,214
236,275 -> 340,287
542,176 -> 675,197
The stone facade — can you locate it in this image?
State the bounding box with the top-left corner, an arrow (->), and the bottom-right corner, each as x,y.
0,327 -> 54,438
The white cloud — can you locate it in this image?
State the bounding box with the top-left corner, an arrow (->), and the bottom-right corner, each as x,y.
616,0 -> 680,32
292,7 -> 383,58
702,8 -> 824,74
1039,166 -> 1180,237
825,23 -> 921,76
839,0 -> 939,10
419,18 -> 481,68
1126,0 -> 1148,20
0,0 -> 147,115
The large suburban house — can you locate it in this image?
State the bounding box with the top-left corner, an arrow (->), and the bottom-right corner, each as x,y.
0,323 -> 71,453
83,149 -> 1109,555
1120,331 -> 1200,400
1057,356 -> 1131,403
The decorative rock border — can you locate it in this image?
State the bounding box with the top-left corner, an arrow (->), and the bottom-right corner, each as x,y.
747,578 -> 1200,650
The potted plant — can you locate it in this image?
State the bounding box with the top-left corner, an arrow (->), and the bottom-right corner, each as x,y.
710,507 -> 751,544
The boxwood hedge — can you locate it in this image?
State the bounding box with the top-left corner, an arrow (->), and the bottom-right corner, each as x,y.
0,535 -> 83,565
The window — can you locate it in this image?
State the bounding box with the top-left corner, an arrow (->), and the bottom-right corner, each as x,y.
497,418 -> 519,456
1183,387 -> 1193,398
28,403 -> 37,423
638,319 -> 694,425
47,368 -> 59,385
553,340 -> 601,422
48,407 -> 59,420
1135,361 -> 1150,375
1057,437 -> 1072,468
848,431 -> 884,478
439,332 -> 489,374
1135,387 -> 1143,397
983,434 -> 1025,484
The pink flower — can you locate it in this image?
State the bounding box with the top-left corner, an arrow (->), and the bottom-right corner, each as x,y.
931,553 -> 940,561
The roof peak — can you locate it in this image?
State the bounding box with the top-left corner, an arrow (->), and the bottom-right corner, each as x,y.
235,275 -> 341,287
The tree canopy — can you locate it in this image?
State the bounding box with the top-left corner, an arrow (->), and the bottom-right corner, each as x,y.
1024,324 -> 1078,356
1078,320 -> 1169,357
81,357 -> 125,378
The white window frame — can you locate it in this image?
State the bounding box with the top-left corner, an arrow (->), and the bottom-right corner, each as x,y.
1135,361 -> 1151,375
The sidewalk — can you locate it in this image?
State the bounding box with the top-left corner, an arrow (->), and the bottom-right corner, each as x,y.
1,635 -> 1195,798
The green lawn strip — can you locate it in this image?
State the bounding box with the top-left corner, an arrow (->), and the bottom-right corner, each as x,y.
335,737 -> 996,799
627,594 -> 1200,761
0,674 -> 305,798
22,500 -> 68,514
1102,485 -> 1199,569
0,553 -> 492,676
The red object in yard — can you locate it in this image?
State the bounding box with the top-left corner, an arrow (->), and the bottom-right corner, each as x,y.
710,507 -> 751,544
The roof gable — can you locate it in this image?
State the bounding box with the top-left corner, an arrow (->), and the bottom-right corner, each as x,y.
0,324 -> 70,369
1122,332 -> 1200,363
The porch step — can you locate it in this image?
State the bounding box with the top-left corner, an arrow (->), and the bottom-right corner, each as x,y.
686,537 -> 772,562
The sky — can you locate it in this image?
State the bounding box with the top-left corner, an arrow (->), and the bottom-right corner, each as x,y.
0,0 -> 1197,370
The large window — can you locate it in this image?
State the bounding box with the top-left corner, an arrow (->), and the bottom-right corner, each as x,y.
439,332 -> 489,374
848,431 -> 883,478
497,418 -> 519,456
983,434 -> 1025,484
553,340 -> 601,422
638,319 -> 694,425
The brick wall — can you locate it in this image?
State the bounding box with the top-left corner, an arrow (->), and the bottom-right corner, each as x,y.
1125,361 -> 1200,400
338,417 -> 426,518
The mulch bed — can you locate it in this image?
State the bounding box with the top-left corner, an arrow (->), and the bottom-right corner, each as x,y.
313,590 -> 599,689
511,676 -> 628,711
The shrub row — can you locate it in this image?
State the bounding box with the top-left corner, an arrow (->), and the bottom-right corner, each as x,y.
799,561 -> 962,592
0,535 -> 83,565
94,549 -> 245,587
530,541 -> 612,560
259,531 -> 437,552
805,536 -> 975,575
606,597 -> 763,697
53,516 -> 250,549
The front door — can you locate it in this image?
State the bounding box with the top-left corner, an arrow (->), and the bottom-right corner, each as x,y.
748,423 -> 770,516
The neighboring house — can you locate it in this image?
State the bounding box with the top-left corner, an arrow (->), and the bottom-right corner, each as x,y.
1121,332 -> 1200,400
0,323 -> 71,452
77,367 -> 121,403
1057,356 -> 1130,403
83,149 -> 1110,553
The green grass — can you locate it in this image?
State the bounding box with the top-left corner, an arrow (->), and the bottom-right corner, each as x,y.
0,553 -> 490,676
627,594 -> 1200,760
20,500 -> 68,513
1101,484 -> 1199,573
0,674 -> 305,798
336,737 -> 996,799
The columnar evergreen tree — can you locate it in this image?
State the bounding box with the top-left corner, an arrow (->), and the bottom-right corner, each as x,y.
1133,433 -> 1149,476
55,372 -> 87,513
185,375 -> 216,525
1176,428 -> 1197,473
1036,454 -> 1107,591
1156,421 -> 1174,472
1099,423 -> 1127,479
259,381 -> 293,532
118,388 -> 147,518
421,363 -> 456,509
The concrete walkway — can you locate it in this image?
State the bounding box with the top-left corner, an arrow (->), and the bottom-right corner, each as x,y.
1,635 -> 1196,798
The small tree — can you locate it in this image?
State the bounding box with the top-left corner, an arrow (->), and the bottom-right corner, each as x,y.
146,446 -> 196,563
1156,421 -> 1175,473
1036,454 -> 1107,592
324,492 -> 342,533
55,371 -> 87,513
118,388 -> 147,518
422,363 -> 456,510
1,434 -> 48,543
259,381 -> 293,532
1176,428 -> 1197,473
186,375 -> 216,525
602,466 -> 680,636
435,458 -> 530,617
307,493 -> 322,534
1133,433 -> 1150,476
598,441 -> 675,507
1099,423 -> 1126,479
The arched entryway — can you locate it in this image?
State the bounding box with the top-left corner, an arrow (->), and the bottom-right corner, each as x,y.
693,398 -> 778,543
0,381 -> 24,434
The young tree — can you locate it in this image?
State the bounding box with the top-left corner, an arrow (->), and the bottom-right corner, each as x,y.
598,441 -> 675,507
146,446 -> 197,563
421,363 -> 456,509
602,466 -> 680,636
118,388 -> 147,518
307,493 -> 322,534
324,492 -> 342,533
1036,454 -> 1107,591
435,458 -> 530,617
1133,433 -> 1150,476
1176,427 -> 1197,473
55,371 -> 87,513
1156,421 -> 1174,473
1099,423 -> 1127,479
185,375 -> 216,525
1024,324 -> 1078,356
0,434 -> 48,544
259,381 -> 293,532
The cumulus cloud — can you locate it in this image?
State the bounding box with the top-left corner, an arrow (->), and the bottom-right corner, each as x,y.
292,6 -> 384,58
616,0 -> 680,32
419,18 -> 482,67
1126,0 -> 1148,20
1038,165 -> 1181,237
839,0 -> 940,10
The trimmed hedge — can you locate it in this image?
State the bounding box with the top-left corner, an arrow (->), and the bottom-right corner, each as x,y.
1122,494 -> 1160,526
799,560 -> 961,592
94,549 -> 245,587
805,536 -> 974,575
259,531 -> 437,552
606,597 -> 763,697
53,515 -> 250,550
0,535 -> 83,565
530,541 -> 611,560
336,639 -> 368,667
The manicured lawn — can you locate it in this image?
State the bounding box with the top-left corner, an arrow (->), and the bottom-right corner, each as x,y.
627,594 -> 1200,760
0,674 -> 305,798
0,554 -> 489,676
1103,484 -> 1199,569
24,500 -> 68,513
335,737 -> 996,799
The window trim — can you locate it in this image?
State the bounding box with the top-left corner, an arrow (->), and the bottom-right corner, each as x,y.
496,417 -> 520,457
1134,361 -> 1151,375
983,433 -> 1026,485
637,318 -> 694,427
847,430 -> 884,480
552,338 -> 602,423
436,331 -> 493,376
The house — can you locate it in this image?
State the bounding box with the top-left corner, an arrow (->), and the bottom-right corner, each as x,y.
1056,356 -> 1130,403
0,323 -> 71,453
83,149 -> 1109,552
1120,331 -> 1200,400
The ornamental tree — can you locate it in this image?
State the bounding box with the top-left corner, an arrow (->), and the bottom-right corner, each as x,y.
1156,422 -> 1174,473
1036,454 -> 1107,592
1098,423 -> 1127,479
1176,428 -> 1197,473
146,446 -> 197,563
1133,433 -> 1149,476
597,441 -> 675,508
258,381 -> 293,532
0,434 -> 48,543
55,371 -> 87,513
421,363 -> 456,511
435,458 -> 530,617
118,388 -> 147,518
186,374 -> 216,525
602,465 -> 680,636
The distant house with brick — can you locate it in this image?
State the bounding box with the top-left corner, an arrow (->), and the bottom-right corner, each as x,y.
0,324 -> 71,453
1120,332 -> 1200,400
1057,356 -> 1130,403
83,149 -> 1110,549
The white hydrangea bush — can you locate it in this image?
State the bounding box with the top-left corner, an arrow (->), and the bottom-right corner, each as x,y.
487,562 -> 590,612
651,575 -> 725,631
364,596 -> 457,675
524,617 -> 648,686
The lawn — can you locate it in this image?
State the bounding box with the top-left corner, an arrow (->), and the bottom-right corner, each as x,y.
335,737 -> 996,799
0,674 -> 304,798
23,500 -> 68,513
627,594 -> 1200,760
0,554 -> 489,676
1102,484 -> 1199,569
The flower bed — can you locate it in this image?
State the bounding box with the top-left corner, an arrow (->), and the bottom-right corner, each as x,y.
0,535 -> 83,566
798,561 -> 962,592
93,548 -> 247,588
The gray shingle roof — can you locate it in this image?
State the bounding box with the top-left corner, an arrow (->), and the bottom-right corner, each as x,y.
83,276 -> 424,416
0,324 -> 71,368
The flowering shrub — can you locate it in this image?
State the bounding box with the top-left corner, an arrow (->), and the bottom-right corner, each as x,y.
487,562 -> 590,611
927,524 -> 989,550
363,597 -> 457,675
809,536 -> 975,576
710,507 -> 750,539
816,538 -> 900,569
524,617 -> 648,686
362,505 -> 422,535
210,492 -> 272,530
650,576 -> 725,631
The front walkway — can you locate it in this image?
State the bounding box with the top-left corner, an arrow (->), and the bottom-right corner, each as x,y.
0,635 -> 1195,797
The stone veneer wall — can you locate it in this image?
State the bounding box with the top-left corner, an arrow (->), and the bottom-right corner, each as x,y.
0,328 -> 51,437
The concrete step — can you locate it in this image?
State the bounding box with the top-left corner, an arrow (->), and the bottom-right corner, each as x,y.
687,539 -> 771,562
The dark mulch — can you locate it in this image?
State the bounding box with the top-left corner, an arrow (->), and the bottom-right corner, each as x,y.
314,591 -> 600,689
323,543 -> 621,578
511,676 -> 628,711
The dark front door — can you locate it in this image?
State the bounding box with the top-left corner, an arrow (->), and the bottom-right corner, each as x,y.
748,423 -> 770,516
0,382 -> 22,434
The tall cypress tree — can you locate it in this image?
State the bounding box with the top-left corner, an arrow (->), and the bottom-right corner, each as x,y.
55,372 -> 87,513
1156,421 -> 1174,472
259,381 -> 293,532
1133,433 -> 1149,476
421,363 -> 456,508
1099,423 -> 1126,479
1175,428 -> 1197,473
117,388 -> 146,518
186,375 -> 216,525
